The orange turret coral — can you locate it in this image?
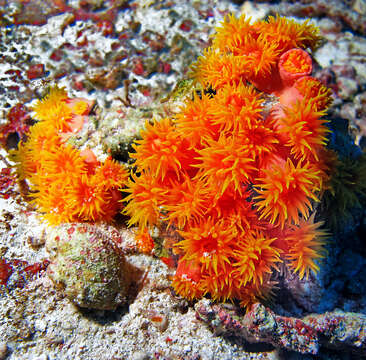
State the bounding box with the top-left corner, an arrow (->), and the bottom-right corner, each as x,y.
124,13 -> 333,309
11,86 -> 128,225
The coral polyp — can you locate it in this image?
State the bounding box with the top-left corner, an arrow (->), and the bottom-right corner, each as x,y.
177,218 -> 237,275
31,86 -> 93,134
210,81 -> 264,134
175,93 -> 218,147
37,144 -> 87,183
164,176 -> 210,228
131,118 -> 195,181
285,217 -> 328,279
191,50 -> 246,89
278,101 -> 330,161
31,85 -> 69,121
255,159 -> 321,228
212,13 -> 254,52
124,13 -> 333,308
232,230 -> 282,287
195,135 -> 257,196
255,15 -> 322,53
123,172 -> 167,229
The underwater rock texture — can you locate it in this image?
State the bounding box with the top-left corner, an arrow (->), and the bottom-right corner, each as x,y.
196,299 -> 366,356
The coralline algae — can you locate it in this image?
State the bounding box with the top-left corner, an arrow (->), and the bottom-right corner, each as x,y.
45,223 -> 130,310
196,299 -> 366,356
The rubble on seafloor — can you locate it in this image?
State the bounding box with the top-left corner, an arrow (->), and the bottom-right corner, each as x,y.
1,0 -> 366,359
196,299 -> 366,356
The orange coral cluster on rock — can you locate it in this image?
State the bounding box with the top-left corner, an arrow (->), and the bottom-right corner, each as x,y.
125,14 -> 333,308
12,86 -> 128,225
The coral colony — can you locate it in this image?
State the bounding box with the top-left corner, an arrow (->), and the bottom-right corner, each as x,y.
124,14 -> 333,307
12,86 -> 128,224
13,14 -> 334,308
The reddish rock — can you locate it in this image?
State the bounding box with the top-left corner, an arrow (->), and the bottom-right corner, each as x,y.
86,65 -> 125,89
179,19 -> 194,32
133,58 -> 145,76
196,300 -> 366,356
0,103 -> 31,146
4,69 -> 22,81
0,168 -> 16,198
50,48 -> 64,62
13,0 -> 67,25
0,258 -> 49,288
26,64 -> 45,80
157,60 -> 172,74
0,258 -> 13,285
97,20 -> 115,37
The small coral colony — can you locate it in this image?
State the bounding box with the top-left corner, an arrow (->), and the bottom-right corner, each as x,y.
13,15 -> 335,308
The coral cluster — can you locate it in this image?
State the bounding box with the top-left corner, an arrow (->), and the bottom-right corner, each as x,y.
11,86 -> 128,225
124,15 -> 333,307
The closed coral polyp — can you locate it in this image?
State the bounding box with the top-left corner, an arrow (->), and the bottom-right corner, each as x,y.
278,48 -> 312,86
172,259 -> 203,300
135,227 -> 155,255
